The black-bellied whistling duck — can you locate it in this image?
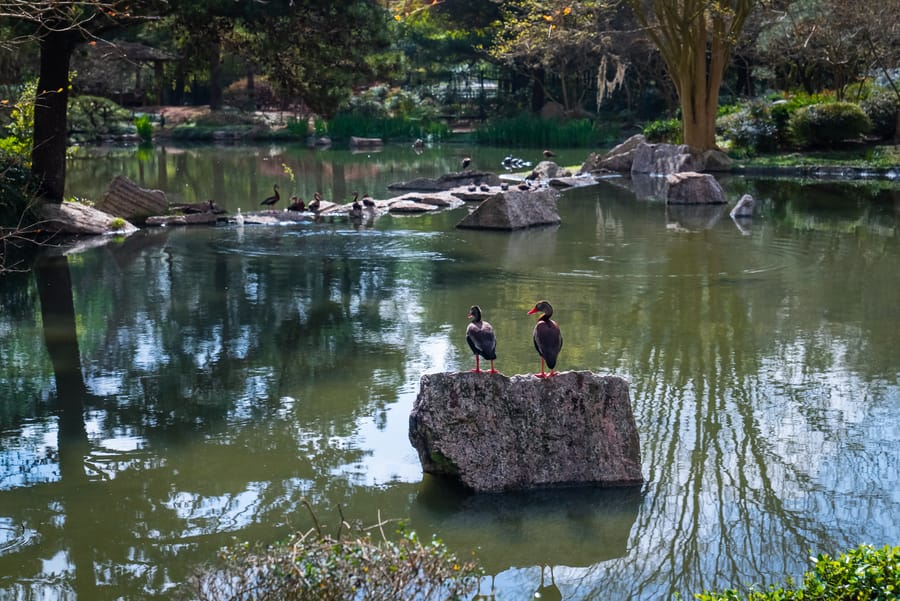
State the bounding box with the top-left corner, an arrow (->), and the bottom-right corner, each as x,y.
260,184 -> 280,207
466,305 -> 497,374
528,300 -> 562,378
308,192 -> 322,212
287,196 -> 306,211
362,193 -> 375,208
543,149 -> 556,159
461,156 -> 471,170
349,192 -> 362,219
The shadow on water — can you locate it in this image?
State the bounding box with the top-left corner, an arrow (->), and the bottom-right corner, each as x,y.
410,475 -> 643,574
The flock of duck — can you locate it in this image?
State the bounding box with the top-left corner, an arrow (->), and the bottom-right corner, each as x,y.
466,300 -> 563,378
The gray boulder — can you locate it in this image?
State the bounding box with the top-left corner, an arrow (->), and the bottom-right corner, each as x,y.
632,142 -> 705,175
580,134 -> 647,174
41,201 -> 138,235
729,193 -> 755,218
665,171 -> 726,205
528,160 -> 572,180
97,175 -> 168,223
456,188 -> 560,230
408,371 -> 643,492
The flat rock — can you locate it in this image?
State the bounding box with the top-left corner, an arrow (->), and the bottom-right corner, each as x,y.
388,200 -> 439,213
146,212 -> 218,226
456,188 -> 560,230
41,201 -> 138,235
409,371 -> 643,492
389,170 -> 502,192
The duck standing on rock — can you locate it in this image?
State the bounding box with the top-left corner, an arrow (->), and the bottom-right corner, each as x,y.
308,192 -> 322,213
260,184 -> 280,207
461,156 -> 472,171
362,193 -> 375,208
287,196 -> 306,211
543,149 -> 556,159
466,305 -> 497,374
528,300 -> 562,378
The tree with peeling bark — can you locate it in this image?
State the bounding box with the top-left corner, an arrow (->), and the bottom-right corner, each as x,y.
624,0 -> 756,150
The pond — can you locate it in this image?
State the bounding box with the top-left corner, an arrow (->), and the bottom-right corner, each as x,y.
1,142 -> 899,600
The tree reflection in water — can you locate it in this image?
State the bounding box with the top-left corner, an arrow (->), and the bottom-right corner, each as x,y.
0,170 -> 897,599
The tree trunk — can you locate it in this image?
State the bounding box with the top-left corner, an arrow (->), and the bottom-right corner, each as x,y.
32,29 -> 75,204
209,37 -> 223,110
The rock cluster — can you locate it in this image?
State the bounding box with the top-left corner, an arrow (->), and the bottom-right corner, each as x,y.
409,370 -> 643,492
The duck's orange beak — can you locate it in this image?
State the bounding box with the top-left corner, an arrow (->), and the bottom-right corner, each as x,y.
527,307 -> 538,315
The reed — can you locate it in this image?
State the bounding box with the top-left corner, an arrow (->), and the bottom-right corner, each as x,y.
473,114 -> 603,147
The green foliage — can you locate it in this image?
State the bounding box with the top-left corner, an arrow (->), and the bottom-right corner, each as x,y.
109,217 -> 127,231
0,79 -> 37,160
474,114 -> 599,147
189,506 -> 482,601
696,544 -> 899,601
326,113 -> 450,142
717,100 -> 779,156
859,89 -> 900,140
789,102 -> 872,148
68,95 -> 131,139
134,115 -> 153,142
325,87 -> 448,141
0,156 -> 37,228
643,117 -> 683,144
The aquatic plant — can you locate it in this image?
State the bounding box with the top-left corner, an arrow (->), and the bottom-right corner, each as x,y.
189,503 -> 482,601
695,544 -> 899,601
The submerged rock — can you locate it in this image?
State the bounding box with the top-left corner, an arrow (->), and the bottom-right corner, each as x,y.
408,370 -> 643,492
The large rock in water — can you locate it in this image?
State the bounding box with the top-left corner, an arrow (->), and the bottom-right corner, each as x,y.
96,175 -> 168,223
409,371 -> 643,492
665,171 -> 726,204
456,188 -> 560,230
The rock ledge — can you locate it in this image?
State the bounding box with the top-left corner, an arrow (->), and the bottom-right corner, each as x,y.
409,370 -> 643,492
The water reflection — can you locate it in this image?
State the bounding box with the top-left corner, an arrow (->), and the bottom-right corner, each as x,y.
1,151 -> 899,599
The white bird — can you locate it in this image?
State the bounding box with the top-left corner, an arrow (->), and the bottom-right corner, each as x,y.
235,207 -> 244,226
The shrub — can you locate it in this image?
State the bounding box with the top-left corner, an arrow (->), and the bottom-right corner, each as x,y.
68,95 -> 131,138
0,79 -> 37,159
134,114 -> 153,142
789,102 -> 871,148
223,76 -> 279,110
643,117 -> 683,144
0,157 -> 37,227
696,544 -> 899,601
189,506 -> 482,601
717,100 -> 779,155
860,89 -> 900,140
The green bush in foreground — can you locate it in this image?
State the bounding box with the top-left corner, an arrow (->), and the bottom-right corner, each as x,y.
696,544 -> 899,601
189,505 -> 482,601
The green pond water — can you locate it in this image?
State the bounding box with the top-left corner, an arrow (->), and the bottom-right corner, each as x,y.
1,143 -> 898,600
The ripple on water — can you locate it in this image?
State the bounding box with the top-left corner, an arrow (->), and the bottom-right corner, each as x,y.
215,227 -> 446,262
0,517 -> 34,556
